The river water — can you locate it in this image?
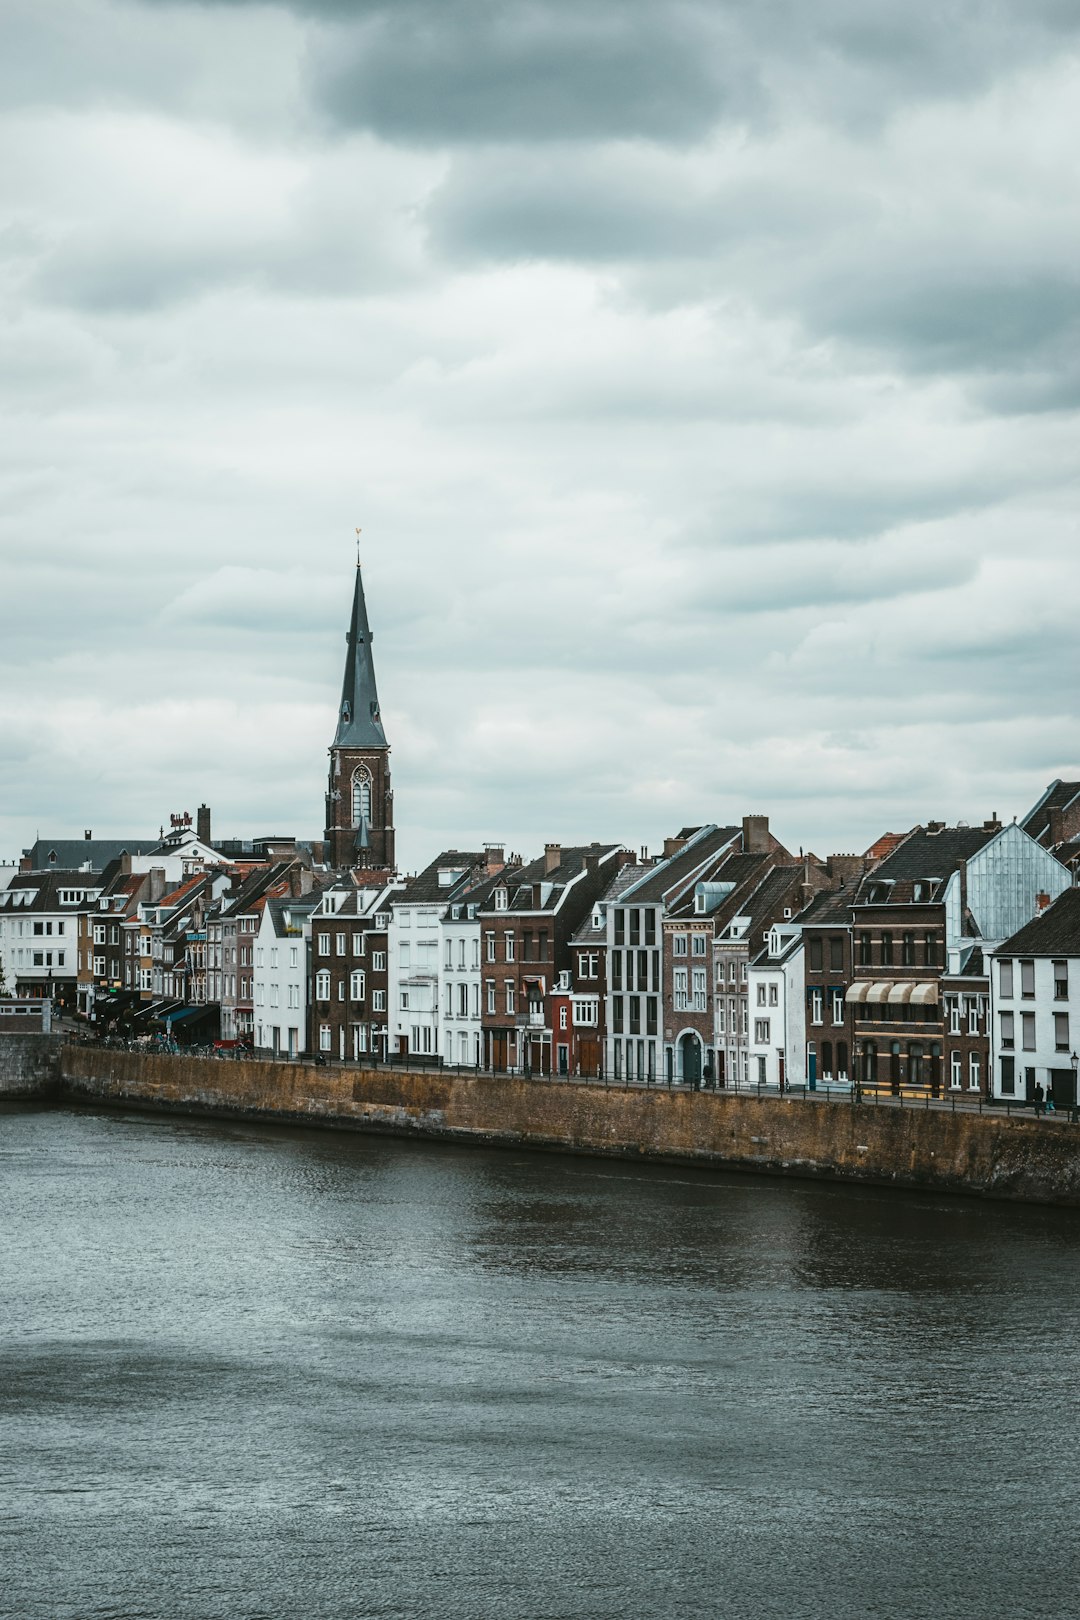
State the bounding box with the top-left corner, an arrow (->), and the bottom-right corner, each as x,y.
2,1106 -> 1079,1620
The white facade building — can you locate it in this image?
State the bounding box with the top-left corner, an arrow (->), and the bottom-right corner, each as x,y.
254,896 -> 317,1058
990,889 -> 1080,1108
389,852 -> 484,1060
440,894 -> 484,1067
747,923 -> 807,1091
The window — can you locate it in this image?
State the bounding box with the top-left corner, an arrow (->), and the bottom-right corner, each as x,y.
968,998 -> 980,1035
485,931 -> 496,962
1055,1012 -> 1070,1052
948,997 -> 961,1035
811,989 -> 823,1025
858,933 -> 872,966
93,955 -> 105,976
999,959 -> 1014,998
505,981 -> 515,1016
769,984 -> 778,1007
717,1007 -> 726,1034
881,933 -> 894,966
319,1024 -> 332,1051
572,998 -> 598,1027
350,970 -> 365,1001
809,938 -> 823,972
968,1052 -> 981,1091
315,970 -> 330,1002
740,962 -> 747,983
372,951 -> 386,971
372,990 -> 386,1012
1000,1056 -> 1016,1095
445,940 -> 454,971
351,768 -> 372,826
950,1051 -> 962,1090
629,910 -> 640,947
353,933 -> 364,955
1000,1012 -> 1015,1050
692,969 -> 707,1011
692,935 -> 706,957
924,933 -> 938,966
1054,961 -> 1069,1000
399,990 -> 410,1010
902,933 -> 915,966
673,934 -> 687,956
1020,959 -> 1035,998
629,996 -> 641,1035
337,981 -> 345,1001
832,991 -> 844,1026
756,983 -> 767,1006
494,889 -> 508,911
829,938 -> 844,971
1022,1012 -> 1036,1051
504,932 -> 515,962
317,933 -> 330,956
93,923 -> 106,945
754,1019 -> 771,1044
578,952 -> 598,979
289,946 -> 299,970
486,980 -> 496,1014
674,968 -> 688,1011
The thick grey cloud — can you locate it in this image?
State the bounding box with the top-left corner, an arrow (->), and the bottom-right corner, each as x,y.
1,0 -> 1079,868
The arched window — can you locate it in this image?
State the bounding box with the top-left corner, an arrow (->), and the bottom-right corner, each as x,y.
351,768 -> 372,827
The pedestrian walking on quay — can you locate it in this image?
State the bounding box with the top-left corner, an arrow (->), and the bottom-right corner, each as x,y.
1034,1082 -> 1045,1117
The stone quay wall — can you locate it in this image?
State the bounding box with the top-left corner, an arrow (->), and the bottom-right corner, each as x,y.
0,1035 -> 64,1100
57,1044 -> 1080,1207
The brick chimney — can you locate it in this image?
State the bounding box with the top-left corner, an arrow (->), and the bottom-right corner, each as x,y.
485,844 -> 505,877
983,813 -> 1002,833
1036,891 -> 1052,913
663,836 -> 687,859
197,804 -> 212,845
148,866 -> 166,902
742,814 -> 770,854
826,854 -> 863,882
545,843 -> 562,875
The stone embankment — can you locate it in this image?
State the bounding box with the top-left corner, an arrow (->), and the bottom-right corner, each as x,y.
58,1044 -> 1080,1207
0,1035 -> 64,1100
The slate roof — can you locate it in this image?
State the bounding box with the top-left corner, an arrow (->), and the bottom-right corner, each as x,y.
1022,781 -> 1080,846
995,888 -> 1080,958
396,851 -> 486,906
332,565 -> 388,750
499,845 -> 623,913
0,870 -> 103,910
618,826 -> 741,907
716,865 -> 805,951
569,861 -> 648,945
856,825 -> 997,904
798,882 -> 859,928
21,839 -> 157,873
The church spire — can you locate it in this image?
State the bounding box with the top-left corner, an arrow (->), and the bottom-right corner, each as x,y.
333,563 -> 387,750
324,560 -> 395,873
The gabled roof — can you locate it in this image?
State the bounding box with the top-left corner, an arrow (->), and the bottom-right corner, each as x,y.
618,825 -> 741,907
715,865 -> 805,949
493,844 -> 623,914
856,825 -> 997,904
332,565 -> 388,750
995,888 -> 1080,958
396,851 -> 486,906
1022,780 -> 1080,846
20,838 -> 156,873
569,862 -> 648,944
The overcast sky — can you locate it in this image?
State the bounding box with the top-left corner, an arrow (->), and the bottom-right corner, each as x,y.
3,0 -> 1079,871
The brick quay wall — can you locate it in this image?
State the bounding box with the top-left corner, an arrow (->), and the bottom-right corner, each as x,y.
57,1045 -> 1080,1207
0,1035 -> 64,1100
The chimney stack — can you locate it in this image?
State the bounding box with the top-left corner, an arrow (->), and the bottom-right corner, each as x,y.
197,804 -> 212,845
742,814 -> 770,855
84,829 -> 92,842
545,843 -> 562,875
983,814 -> 1002,833
1036,891 -> 1052,913
485,844 -> 505,877
662,835 -> 687,859
148,866 -> 166,903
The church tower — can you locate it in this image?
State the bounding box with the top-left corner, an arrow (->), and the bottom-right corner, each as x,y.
324,565 -> 395,872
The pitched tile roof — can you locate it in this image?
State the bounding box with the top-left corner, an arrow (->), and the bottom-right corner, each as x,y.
618,826 -> 742,907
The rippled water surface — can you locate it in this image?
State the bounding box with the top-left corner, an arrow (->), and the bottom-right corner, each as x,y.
3,1106 -> 1080,1620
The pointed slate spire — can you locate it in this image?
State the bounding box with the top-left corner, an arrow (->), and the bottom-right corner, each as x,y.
333,564 -> 388,749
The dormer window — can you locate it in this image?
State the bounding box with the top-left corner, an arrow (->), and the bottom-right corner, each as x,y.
494,888 -> 508,911
341,701 -> 352,725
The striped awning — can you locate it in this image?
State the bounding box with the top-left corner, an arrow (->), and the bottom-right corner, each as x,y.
910,981 -> 940,1004
846,982 -> 872,1003
887,982 -> 915,1005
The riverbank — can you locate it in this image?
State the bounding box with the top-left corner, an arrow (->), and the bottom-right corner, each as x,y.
0,1034 -> 63,1100
56,1044 -> 1080,1207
